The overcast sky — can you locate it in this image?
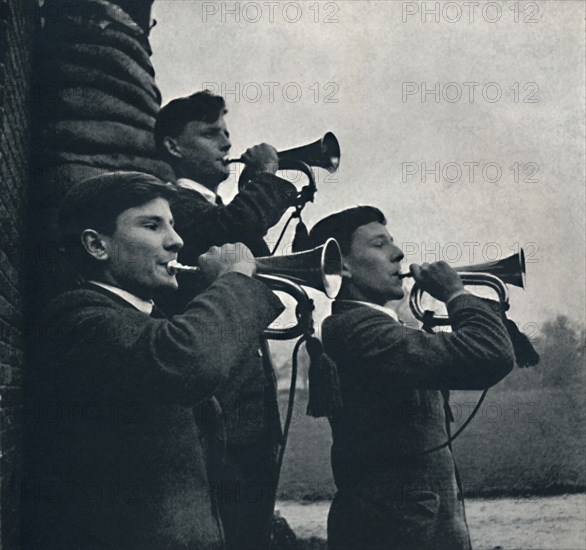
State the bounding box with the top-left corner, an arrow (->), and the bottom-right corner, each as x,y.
149,0 -> 585,330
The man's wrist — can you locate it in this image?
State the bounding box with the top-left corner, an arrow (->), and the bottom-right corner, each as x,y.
445,289 -> 470,305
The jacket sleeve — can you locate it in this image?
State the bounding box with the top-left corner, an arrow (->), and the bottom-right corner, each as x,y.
52,274 -> 285,404
325,294 -> 515,390
173,173 -> 297,259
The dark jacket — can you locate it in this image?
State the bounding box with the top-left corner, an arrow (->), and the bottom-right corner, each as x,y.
171,173 -> 297,260
322,295 -> 515,550
161,173 -> 297,550
24,274 -> 284,550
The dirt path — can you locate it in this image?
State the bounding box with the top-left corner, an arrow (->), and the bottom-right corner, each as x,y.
277,494 -> 586,549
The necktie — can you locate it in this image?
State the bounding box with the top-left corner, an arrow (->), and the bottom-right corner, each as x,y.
215,194 -> 224,207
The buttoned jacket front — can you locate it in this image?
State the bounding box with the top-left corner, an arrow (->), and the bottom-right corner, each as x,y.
322,295 -> 515,550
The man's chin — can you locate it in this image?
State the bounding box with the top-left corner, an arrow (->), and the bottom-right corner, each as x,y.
159,279 -> 179,292
203,167 -> 230,186
387,287 -> 405,301
147,274 -> 178,294
186,166 -> 229,188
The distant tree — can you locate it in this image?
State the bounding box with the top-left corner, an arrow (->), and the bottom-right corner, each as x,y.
465,314 -> 584,392
537,315 -> 585,388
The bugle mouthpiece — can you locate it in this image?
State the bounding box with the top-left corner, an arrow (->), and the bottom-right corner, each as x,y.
167,260 -> 200,275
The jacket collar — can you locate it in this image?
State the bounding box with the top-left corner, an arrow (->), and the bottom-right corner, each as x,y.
84,281 -> 154,315
176,177 -> 218,205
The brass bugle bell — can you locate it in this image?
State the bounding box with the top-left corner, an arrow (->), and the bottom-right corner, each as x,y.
277,131 -> 341,173
404,249 -> 526,325
229,132 -> 341,174
167,238 -> 343,299
230,132 -> 340,193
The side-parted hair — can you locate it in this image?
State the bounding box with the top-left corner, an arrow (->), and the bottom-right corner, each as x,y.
155,91 -> 227,161
309,206 -> 386,255
58,171 -> 176,277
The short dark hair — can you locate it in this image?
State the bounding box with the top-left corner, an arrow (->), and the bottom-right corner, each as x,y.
155,91 -> 227,161
309,206 -> 386,255
58,171 -> 176,277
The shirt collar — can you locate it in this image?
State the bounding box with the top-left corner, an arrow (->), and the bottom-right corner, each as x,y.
176,177 -> 218,205
336,300 -> 400,322
87,281 -> 154,315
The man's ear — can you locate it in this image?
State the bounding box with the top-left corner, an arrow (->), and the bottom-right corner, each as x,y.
81,229 -> 109,262
163,136 -> 184,160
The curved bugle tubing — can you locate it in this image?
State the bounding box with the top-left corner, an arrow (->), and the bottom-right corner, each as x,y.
230,132 -> 341,197
167,238 -> 343,299
402,249 -> 526,326
167,239 -> 342,340
253,275 -> 312,340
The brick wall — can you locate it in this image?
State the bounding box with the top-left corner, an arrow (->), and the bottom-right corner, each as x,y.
0,0 -> 36,548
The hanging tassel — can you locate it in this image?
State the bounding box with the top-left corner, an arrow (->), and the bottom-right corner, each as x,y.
479,298 -> 540,368
305,336 -> 343,418
504,319 -> 540,368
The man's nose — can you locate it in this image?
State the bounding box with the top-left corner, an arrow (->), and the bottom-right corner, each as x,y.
391,245 -> 404,263
165,227 -> 184,251
221,131 -> 231,150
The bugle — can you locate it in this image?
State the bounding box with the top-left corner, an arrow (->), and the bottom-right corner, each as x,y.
402,249 -> 526,326
229,132 -> 341,198
167,239 -> 343,339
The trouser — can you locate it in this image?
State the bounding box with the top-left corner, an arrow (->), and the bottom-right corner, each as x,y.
218,442 -> 279,550
327,476 -> 472,550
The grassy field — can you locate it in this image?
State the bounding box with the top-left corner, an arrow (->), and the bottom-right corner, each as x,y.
277,385 -> 586,501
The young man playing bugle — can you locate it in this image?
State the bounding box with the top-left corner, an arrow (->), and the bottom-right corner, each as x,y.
23,171 -> 285,550
155,91 -> 298,550
309,206 -> 516,550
